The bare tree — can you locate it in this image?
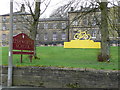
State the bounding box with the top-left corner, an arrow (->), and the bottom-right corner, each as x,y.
50,1 -> 74,18
15,0 -> 51,59
28,0 -> 41,59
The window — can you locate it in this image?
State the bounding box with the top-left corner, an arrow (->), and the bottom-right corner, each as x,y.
92,18 -> 96,26
2,24 -> 6,30
39,23 -> 44,29
2,34 -> 6,40
73,31 -> 77,36
53,32 -> 57,41
53,23 -> 57,29
44,23 -> 48,29
36,34 -> 39,40
99,33 -> 101,38
44,33 -> 48,41
37,24 -> 39,29
23,25 -> 26,30
92,30 -> 96,37
13,24 -> 16,30
2,16 -> 6,22
118,18 -> 120,23
72,20 -> 78,26
83,18 -> 88,25
62,32 -> 66,40
13,16 -> 16,22
62,23 -> 66,29
23,16 -> 28,19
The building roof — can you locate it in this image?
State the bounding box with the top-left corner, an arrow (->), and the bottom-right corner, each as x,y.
0,11 -> 68,22
69,7 -> 100,13
39,17 -> 68,22
0,11 -> 31,16
0,4 -> 30,16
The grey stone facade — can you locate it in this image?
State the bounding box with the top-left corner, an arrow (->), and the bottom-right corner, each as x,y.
37,18 -> 69,45
1,66 -> 119,88
0,5 -> 119,46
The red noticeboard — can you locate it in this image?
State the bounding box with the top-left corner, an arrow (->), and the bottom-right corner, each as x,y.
13,33 -> 34,51
13,33 -> 34,63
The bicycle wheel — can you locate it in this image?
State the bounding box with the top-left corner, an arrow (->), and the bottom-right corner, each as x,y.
74,33 -> 79,40
87,34 -> 92,40
83,35 -> 88,40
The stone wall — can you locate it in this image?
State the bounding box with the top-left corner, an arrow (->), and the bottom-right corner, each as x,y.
0,66 -> 119,88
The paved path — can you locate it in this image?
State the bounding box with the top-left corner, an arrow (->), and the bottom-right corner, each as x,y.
0,86 -> 42,89
0,86 -> 44,90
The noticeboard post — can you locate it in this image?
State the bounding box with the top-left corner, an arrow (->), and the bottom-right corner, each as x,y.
13,33 -> 34,63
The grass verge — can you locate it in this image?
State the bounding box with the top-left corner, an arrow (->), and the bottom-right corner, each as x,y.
2,46 -> 118,70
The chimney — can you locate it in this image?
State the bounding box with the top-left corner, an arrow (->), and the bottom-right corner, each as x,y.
81,6 -> 83,9
118,1 -> 120,6
21,4 -> 25,12
70,7 -> 74,11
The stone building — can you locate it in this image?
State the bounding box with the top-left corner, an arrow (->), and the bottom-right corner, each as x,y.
37,18 -> 68,45
0,5 -> 118,46
0,4 -> 31,46
68,7 -> 101,41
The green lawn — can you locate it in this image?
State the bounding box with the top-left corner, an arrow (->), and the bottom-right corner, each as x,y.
1,46 -> 119,70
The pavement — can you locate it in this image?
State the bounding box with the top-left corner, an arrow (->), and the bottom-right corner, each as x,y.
0,85 -> 45,90
0,86 -> 34,90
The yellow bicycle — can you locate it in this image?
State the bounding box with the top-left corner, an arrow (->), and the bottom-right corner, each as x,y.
74,30 -> 91,40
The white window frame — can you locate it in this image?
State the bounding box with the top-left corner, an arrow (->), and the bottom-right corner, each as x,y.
2,25 -> 6,30
92,18 -> 96,26
2,16 -> 6,22
53,23 -> 57,29
36,34 -> 39,40
62,32 -> 66,40
13,24 -> 16,30
13,16 -> 16,22
2,34 -> 6,40
92,30 -> 96,37
72,20 -> 78,26
44,33 -> 48,41
62,23 -> 66,29
53,32 -> 57,41
44,23 -> 48,29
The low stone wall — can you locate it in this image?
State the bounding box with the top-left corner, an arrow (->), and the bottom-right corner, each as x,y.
0,66 -> 119,88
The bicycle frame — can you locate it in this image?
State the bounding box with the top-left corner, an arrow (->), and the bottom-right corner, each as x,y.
74,30 -> 91,40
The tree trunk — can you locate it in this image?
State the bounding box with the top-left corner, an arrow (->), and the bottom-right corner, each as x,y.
118,2 -> 120,46
30,1 -> 41,59
98,1 -> 110,62
30,22 -> 38,59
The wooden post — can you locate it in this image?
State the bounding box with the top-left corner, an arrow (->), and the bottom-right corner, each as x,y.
30,55 -> 32,62
20,50 -> 23,63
